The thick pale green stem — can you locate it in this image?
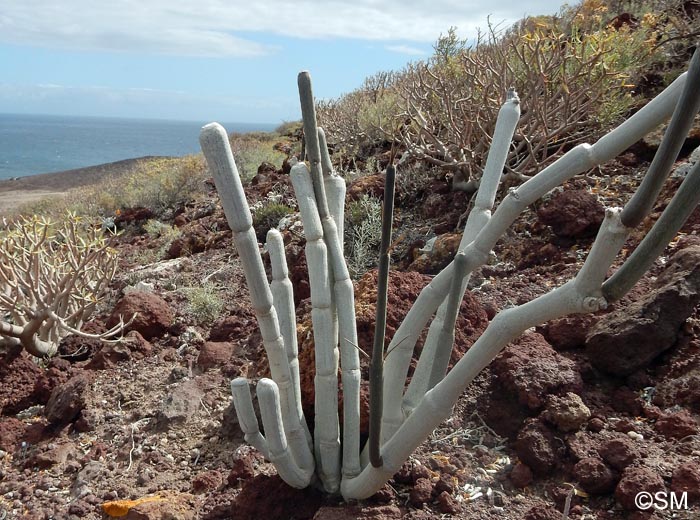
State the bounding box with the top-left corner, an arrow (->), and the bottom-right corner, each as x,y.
381,71 -> 687,441
342,209 -> 630,499
290,163 -> 341,492
402,90 -> 519,419
201,123 -> 312,484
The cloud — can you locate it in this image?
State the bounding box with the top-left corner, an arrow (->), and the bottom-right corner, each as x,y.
0,82 -> 297,123
386,45 -> 428,56
0,0 -> 565,57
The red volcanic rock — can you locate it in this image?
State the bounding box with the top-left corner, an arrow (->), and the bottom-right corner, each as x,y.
615,466 -> 665,511
167,225 -> 210,258
491,333 -> 583,410
598,436 -> 641,471
409,478 -> 434,506
537,188 -> 604,238
537,314 -> 599,351
197,341 -> 234,371
208,312 -> 256,342
671,462 -> 700,501
227,453 -> 256,487
192,470 -> 224,494
436,491 -> 461,514
509,462 -> 534,488
479,333 -> 584,438
586,246 -> 700,376
45,372 -> 93,426
522,505 -> 561,520
655,410 -> 698,439
87,342 -> 132,369
204,474 -> 322,520
515,419 -> 564,475
0,352 -> 44,414
347,173 -> 385,201
573,457 -> 618,495
108,292 -> 174,340
114,206 -> 155,227
0,417 -> 30,452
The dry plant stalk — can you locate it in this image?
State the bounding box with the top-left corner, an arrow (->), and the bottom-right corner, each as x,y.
0,213 -> 126,357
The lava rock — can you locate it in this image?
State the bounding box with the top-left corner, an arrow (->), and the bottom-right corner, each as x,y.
490,333 -> 583,410
537,314 -> 599,350
542,392 -> 591,432
409,478 -> 434,506
615,466 -> 665,511
197,341 -> 234,371
45,372 -> 93,426
436,491 -> 461,514
598,436 -> 641,471
573,457 -> 618,494
515,419 -> 563,475
192,470 -> 223,494
537,189 -> 604,238
509,462 -> 534,488
586,245 -> 700,376
227,453 -> 256,487
671,462 -> 700,501
108,292 -> 174,340
655,410 -> 698,439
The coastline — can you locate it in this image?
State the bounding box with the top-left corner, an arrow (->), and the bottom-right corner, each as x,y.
0,156 -> 168,213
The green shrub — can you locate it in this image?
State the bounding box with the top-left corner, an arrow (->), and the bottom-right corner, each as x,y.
181,283 -> 224,325
252,201 -> 294,240
229,132 -> 287,182
345,195 -> 382,279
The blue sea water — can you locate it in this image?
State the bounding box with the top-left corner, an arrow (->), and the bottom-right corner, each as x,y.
0,113 -> 276,179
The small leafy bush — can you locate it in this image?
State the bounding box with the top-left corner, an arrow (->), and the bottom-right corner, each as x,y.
345,195 -> 382,278
229,132 -> 287,182
0,212 -> 121,357
182,283 -> 224,325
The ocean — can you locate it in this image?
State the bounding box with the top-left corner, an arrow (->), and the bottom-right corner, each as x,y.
0,113 -> 276,180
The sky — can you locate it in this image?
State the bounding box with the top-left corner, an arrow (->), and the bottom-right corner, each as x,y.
0,0 -> 567,125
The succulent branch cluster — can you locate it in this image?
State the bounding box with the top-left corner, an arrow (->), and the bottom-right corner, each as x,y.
317,2 -> 693,188
202,47 -> 700,500
0,213 -> 124,357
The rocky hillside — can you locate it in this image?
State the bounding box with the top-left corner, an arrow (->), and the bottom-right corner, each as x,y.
2,116 -> 700,519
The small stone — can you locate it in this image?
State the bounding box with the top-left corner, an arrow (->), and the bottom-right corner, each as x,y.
434,475 -> 455,495
599,437 -> 641,471
44,373 -> 92,426
542,392 -> 591,432
655,410 -> 698,439
627,431 -> 644,441
588,417 -> 605,432
192,470 -> 223,493
671,462 -> 700,501
409,462 -> 431,482
573,457 -> 618,495
615,466 -> 665,511
515,419 -> 562,475
436,491 -> 460,514
409,478 -> 433,506
227,454 -> 255,486
509,462 -> 533,488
